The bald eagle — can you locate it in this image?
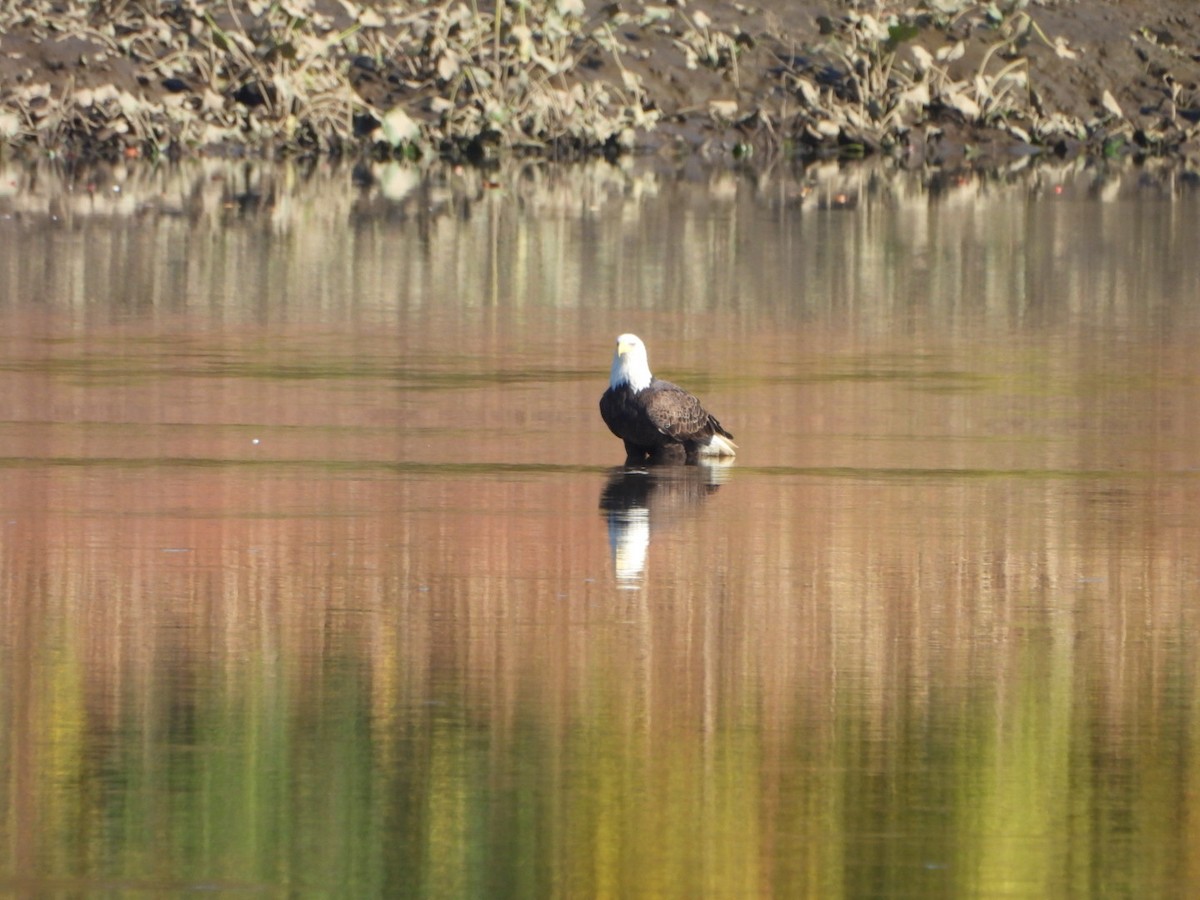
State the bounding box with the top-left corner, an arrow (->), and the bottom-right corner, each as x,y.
599,333 -> 737,464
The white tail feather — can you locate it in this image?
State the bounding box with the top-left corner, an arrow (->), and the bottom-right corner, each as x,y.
700,433 -> 738,458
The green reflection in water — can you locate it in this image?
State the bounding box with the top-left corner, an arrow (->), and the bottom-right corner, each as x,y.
4,520 -> 1199,896
28,629 -> 1189,895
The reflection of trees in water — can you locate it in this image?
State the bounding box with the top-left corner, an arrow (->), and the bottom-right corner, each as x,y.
6,157 -> 1200,341
599,461 -> 732,588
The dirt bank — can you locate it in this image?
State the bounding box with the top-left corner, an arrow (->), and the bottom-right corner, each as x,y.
1,0 -> 1198,168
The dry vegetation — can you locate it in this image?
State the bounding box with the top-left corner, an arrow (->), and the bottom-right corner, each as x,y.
0,0 -> 1198,166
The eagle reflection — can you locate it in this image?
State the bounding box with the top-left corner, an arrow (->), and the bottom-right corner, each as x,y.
599,461 -> 733,588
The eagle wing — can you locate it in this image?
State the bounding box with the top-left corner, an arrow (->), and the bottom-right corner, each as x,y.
642,380 -> 731,442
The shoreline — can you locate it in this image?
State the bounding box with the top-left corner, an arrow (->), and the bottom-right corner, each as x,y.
1,1 -> 1199,169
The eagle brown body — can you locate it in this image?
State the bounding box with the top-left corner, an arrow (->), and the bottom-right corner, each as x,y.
599,334 -> 737,465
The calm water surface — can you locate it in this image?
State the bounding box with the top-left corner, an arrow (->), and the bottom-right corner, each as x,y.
1,160 -> 1199,896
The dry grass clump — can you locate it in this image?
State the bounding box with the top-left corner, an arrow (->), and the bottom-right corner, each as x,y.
776,3 -> 1136,160
0,0 -> 659,161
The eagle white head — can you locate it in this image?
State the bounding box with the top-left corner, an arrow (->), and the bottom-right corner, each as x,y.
610,333 -> 653,392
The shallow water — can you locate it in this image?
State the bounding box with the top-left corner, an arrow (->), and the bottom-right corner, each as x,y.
2,159 -> 1200,896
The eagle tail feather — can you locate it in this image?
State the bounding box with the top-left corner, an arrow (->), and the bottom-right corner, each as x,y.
700,432 -> 738,458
